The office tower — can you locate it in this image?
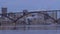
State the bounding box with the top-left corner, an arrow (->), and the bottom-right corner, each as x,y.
1,7 -> 7,17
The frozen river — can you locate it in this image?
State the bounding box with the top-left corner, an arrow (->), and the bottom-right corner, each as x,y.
0,30 -> 60,34
0,25 -> 60,34
1,25 -> 60,30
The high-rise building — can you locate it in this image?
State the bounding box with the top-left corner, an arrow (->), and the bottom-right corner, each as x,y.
1,7 -> 7,17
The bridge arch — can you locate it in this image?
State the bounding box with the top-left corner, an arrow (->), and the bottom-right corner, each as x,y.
15,11 -> 56,23
0,11 -> 57,24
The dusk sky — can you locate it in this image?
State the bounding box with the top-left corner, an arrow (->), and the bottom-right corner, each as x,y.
0,0 -> 60,12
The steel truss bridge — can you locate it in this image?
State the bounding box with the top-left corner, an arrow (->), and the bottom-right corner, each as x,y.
0,10 -> 60,30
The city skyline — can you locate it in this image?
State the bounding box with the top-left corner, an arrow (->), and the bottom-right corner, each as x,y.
0,7 -> 60,18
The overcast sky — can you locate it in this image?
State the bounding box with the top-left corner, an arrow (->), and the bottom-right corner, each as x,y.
0,0 -> 60,12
